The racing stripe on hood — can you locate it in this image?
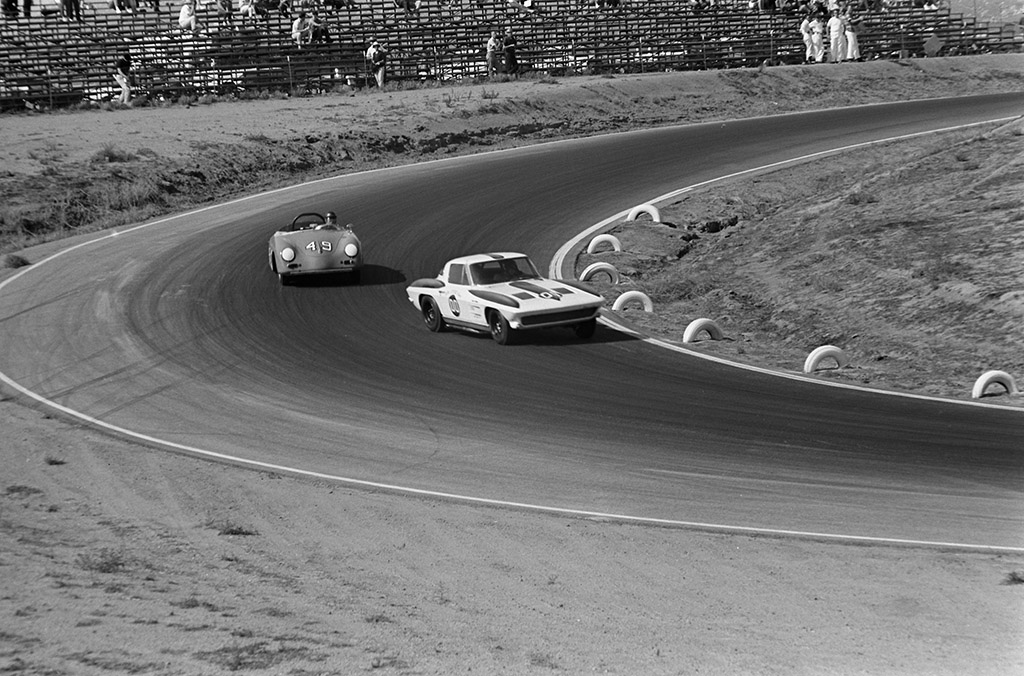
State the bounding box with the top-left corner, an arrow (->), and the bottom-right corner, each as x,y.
509,281 -> 574,298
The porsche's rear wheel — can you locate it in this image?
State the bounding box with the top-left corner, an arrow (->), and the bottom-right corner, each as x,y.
573,318 -> 597,340
488,311 -> 515,345
421,297 -> 445,333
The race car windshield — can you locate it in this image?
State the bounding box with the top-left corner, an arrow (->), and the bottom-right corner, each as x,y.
470,257 -> 540,285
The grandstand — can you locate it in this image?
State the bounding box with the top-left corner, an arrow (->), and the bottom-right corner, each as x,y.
1,0 -> 1021,110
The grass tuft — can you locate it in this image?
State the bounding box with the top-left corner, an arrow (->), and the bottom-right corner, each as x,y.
91,144 -> 136,164
207,519 -> 259,536
77,547 -> 130,573
6,484 -> 44,496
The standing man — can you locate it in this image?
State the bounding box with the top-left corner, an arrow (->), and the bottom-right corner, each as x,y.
799,12 -> 814,63
366,40 -> 387,88
844,9 -> 861,61
827,8 -> 846,63
113,53 -> 132,106
486,31 -> 503,78
503,29 -> 519,77
809,12 -> 825,63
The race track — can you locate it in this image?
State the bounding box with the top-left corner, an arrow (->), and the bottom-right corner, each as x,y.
2,94 -> 1022,550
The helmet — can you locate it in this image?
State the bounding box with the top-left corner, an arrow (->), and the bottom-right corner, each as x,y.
325,211 -> 337,222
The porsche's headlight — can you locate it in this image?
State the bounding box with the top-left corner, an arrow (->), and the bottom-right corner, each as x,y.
344,243 -> 359,258
281,247 -> 296,262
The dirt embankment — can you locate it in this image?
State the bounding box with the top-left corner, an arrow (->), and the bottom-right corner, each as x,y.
3,54 -> 1024,255
576,117 -> 1024,404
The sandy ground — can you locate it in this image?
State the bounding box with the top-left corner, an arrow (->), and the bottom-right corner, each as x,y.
2,56 -> 1024,675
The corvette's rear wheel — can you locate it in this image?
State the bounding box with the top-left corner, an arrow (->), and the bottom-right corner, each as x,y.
573,318 -> 597,339
488,311 -> 515,345
421,297 -> 445,332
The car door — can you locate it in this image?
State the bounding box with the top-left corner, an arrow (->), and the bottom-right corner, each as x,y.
442,263 -> 486,329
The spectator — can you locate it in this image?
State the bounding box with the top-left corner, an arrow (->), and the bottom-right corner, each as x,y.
277,0 -> 291,18
799,12 -> 814,62
111,0 -> 138,13
844,9 -> 861,60
22,0 -> 30,18
486,31 -> 503,77
827,8 -> 847,62
217,0 -> 232,26
62,0 -> 82,21
2,0 -> 17,19
309,10 -> 330,42
394,0 -> 420,15
291,11 -> 312,46
809,12 -> 825,62
366,40 -> 386,87
113,52 -> 132,105
239,0 -> 258,21
503,29 -> 519,76
178,0 -> 198,33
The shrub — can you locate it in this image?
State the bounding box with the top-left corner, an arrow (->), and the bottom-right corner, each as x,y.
2,254 -> 30,269
1002,571 -> 1024,585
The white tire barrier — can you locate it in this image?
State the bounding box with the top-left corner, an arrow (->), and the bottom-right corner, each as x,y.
586,234 -> 622,254
682,318 -> 723,343
803,345 -> 849,373
971,370 -> 1019,399
579,262 -> 620,284
612,290 -> 653,312
626,204 -> 661,222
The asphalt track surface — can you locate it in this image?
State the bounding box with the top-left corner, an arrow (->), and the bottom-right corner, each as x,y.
2,94 -> 1023,551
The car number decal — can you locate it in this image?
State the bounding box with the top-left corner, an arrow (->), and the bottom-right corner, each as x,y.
304,241 -> 333,254
448,294 -> 461,317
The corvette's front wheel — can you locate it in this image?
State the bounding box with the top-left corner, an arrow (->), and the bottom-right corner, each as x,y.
421,297 -> 445,332
488,311 -> 515,345
573,318 -> 597,339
